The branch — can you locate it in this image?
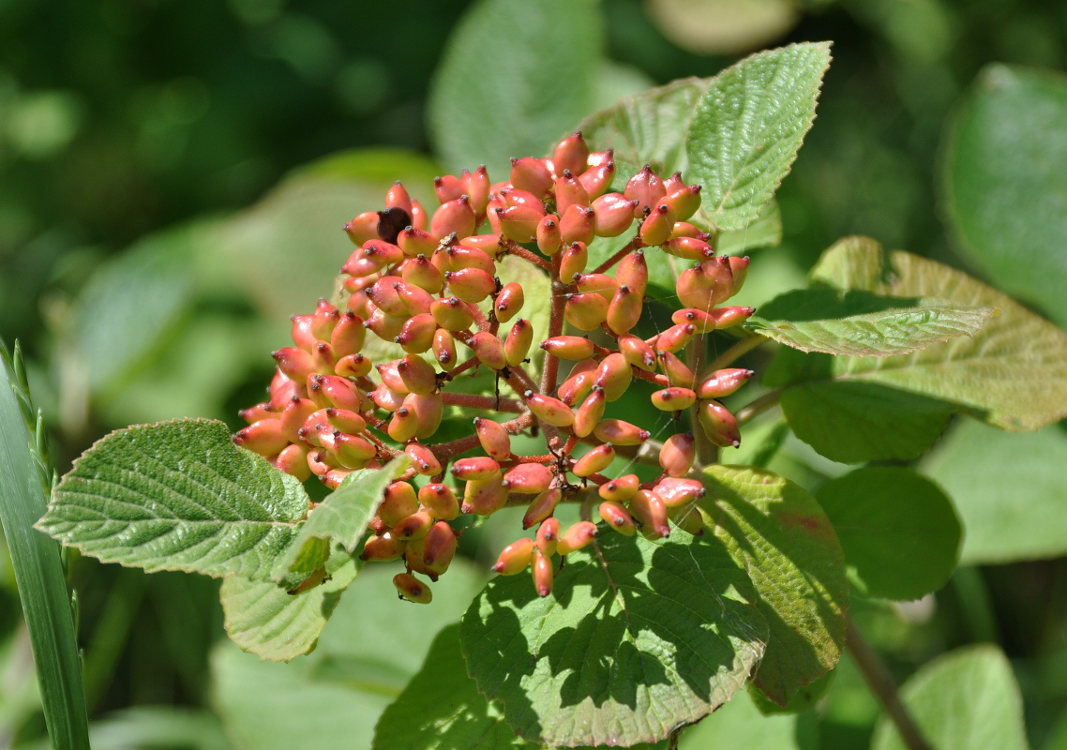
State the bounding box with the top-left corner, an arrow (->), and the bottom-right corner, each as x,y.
705,333 -> 767,373
590,235 -> 644,275
846,617 -> 933,750
439,392 -> 524,413
500,239 -> 552,271
734,389 -> 781,425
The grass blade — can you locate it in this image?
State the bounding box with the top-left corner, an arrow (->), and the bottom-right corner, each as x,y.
0,338 -> 91,749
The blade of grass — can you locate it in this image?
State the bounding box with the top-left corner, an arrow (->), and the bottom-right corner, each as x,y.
0,338 -> 91,750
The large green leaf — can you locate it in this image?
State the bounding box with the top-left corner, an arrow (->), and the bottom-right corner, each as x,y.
778,379 -> 954,464
427,0 -> 602,177
816,468 -> 961,600
0,341 -> 91,750
220,548 -> 359,663
38,419 -> 310,582
942,64 -> 1067,329
686,42 -> 831,231
749,287 -> 993,356
698,465 -> 847,705
870,645 -> 1029,750
211,562 -> 488,750
807,236 -> 1067,431
923,419 -> 1067,564
460,530 -> 768,747
372,624 -> 532,750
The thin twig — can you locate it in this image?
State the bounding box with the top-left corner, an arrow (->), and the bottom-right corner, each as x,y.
705,333 -> 767,373
846,617 -> 933,750
734,389 -> 781,425
590,236 -> 644,275
500,239 -> 552,271
439,392 -> 524,413
686,335 -> 716,466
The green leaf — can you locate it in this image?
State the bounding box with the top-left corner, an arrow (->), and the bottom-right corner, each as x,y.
578,75 -> 711,179
372,624 -> 533,750
748,287 -> 994,356
0,340 -> 91,750
427,0 -> 602,177
460,530 -> 768,747
698,465 -> 847,705
85,706 -> 235,750
678,687 -> 817,750
220,548 -> 359,663
717,199 -> 783,255
923,419 -> 1067,564
277,455 -> 408,579
816,467 -> 961,600
942,64 -> 1067,329
38,419 -> 310,582
870,645 -> 1029,750
211,562 -> 488,750
686,42 -> 832,231
778,379 -> 954,463
808,236 -> 1067,431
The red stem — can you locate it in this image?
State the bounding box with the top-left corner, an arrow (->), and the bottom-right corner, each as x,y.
540,254 -> 566,395
439,392 -> 524,413
632,367 -> 670,388
590,235 -> 644,275
501,239 -> 552,271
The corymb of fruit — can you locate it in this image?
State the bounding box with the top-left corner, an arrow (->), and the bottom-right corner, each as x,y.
234,132 -> 753,603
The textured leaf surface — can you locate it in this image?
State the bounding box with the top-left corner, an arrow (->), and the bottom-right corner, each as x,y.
686,42 -> 831,230
749,287 -> 993,356
808,236 -> 1067,430
460,530 -> 768,747
221,549 -> 359,662
373,624 -> 532,750
943,64 -> 1067,329
817,468 -> 961,600
427,0 -> 601,177
778,379 -> 954,463
698,465 -> 847,705
39,419 -> 309,581
924,419 -> 1067,564
871,645 -> 1029,750
212,562 -> 488,750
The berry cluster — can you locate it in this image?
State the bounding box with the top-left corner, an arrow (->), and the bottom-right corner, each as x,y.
235,132 -> 754,603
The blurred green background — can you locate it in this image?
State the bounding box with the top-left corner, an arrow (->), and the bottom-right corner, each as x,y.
2,0 -> 1067,748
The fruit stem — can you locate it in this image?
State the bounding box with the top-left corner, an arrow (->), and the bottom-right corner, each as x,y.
686,336 -> 716,466
432,413 -> 535,464
540,255 -> 566,395
846,617 -> 933,750
439,392 -> 525,413
590,235 -> 644,276
500,239 -> 552,271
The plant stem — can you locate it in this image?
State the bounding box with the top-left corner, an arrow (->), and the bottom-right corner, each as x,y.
686,335 -> 716,466
439,392 -> 524,413
590,236 -> 644,275
501,239 -> 552,271
735,389 -> 781,425
705,333 -> 767,372
846,617 -> 933,750
540,254 -> 566,395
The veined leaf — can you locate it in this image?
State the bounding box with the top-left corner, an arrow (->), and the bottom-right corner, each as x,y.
372,624 -> 533,750
748,287 -> 994,356
816,467 -> 961,600
221,549 -> 360,662
809,236 -> 1067,430
698,465 -> 847,705
687,42 -> 831,231
38,419 -> 310,582
460,530 -> 768,747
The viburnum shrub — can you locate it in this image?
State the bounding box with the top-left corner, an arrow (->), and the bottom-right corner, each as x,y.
32,40 -> 1067,749
232,131 -> 756,603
